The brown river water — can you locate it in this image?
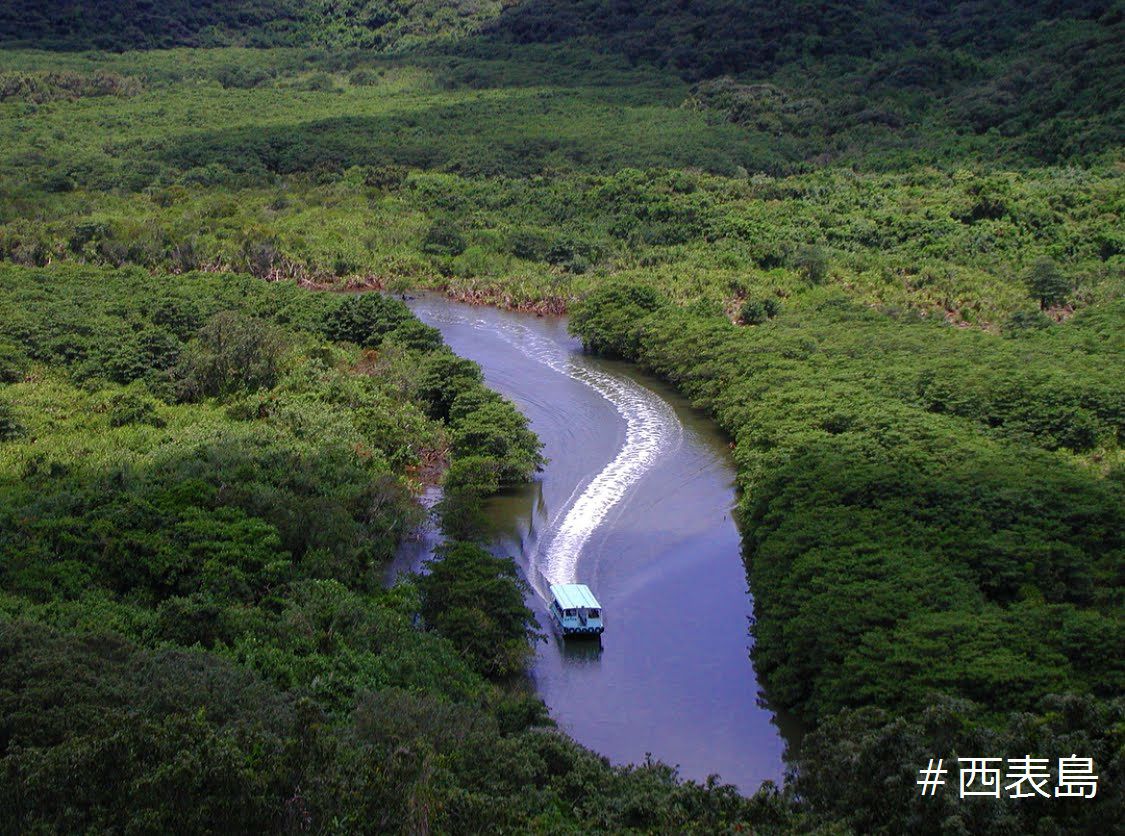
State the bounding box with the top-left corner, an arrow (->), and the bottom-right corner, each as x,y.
387,294 -> 795,792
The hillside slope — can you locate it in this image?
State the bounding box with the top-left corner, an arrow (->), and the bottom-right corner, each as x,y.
0,0 -> 502,50
6,1 -> 1119,166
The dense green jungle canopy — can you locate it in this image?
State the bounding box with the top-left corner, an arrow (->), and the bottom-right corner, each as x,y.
0,0 -> 1122,833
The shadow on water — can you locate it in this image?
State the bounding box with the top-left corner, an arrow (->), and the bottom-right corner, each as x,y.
392,293 -> 802,792
554,634 -> 604,665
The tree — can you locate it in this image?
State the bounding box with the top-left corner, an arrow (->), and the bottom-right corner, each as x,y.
421,218 -> 466,256
451,401 -> 542,481
175,311 -> 287,400
570,284 -> 667,358
413,350 -> 483,420
322,293 -> 411,347
739,297 -> 780,325
1025,257 -> 1070,308
793,245 -> 828,285
0,399 -> 23,440
416,542 -> 541,678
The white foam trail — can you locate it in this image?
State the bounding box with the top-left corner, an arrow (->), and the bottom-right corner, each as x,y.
541,369 -> 676,585
416,306 -> 681,589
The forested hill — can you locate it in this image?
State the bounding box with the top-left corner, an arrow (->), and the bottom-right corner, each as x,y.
483,0 -> 1118,77
0,0 -> 501,51
7,0 -> 1119,71
4,1 -> 1120,166
485,0 -> 1122,166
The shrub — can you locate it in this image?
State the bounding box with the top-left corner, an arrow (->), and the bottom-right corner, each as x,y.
150,296 -> 204,340
443,455 -> 501,494
435,488 -> 489,542
450,400 -> 541,482
0,70 -> 142,103
417,542 -> 541,678
508,229 -> 551,261
238,233 -> 286,279
168,239 -> 202,274
40,171 -> 75,193
107,389 -> 165,427
569,284 -> 667,357
0,339 -> 28,382
215,65 -> 274,90
739,297 -> 780,325
294,72 -> 337,92
421,219 -> 467,257
545,236 -> 596,272
387,318 -> 443,352
793,245 -> 829,285
321,293 -> 411,347
362,164 -> 407,190
0,399 -> 23,440
332,257 -> 356,277
103,327 -> 182,384
414,351 -> 483,420
175,312 -> 287,400
348,68 -> 381,86
0,220 -> 52,267
1005,309 -> 1053,333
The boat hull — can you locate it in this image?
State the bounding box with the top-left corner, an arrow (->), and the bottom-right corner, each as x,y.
554,619 -> 604,639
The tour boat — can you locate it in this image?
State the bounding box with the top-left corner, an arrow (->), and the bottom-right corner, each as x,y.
548,584 -> 604,638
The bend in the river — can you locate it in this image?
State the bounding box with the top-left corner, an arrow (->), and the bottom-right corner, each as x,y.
390,294 -> 795,792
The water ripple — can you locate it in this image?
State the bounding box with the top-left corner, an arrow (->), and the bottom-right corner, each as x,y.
417,306 -> 682,590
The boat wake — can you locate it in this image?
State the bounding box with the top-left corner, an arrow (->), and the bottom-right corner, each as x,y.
416,306 -> 681,590
540,366 -> 676,586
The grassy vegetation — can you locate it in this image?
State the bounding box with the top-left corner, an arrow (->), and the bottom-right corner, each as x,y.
0,44 -> 1120,325
0,263 -> 546,639
1,0 -> 1123,831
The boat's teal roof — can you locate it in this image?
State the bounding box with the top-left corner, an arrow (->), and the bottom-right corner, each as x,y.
550,584 -> 601,610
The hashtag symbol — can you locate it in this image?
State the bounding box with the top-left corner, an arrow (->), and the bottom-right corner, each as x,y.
918,758 -> 947,796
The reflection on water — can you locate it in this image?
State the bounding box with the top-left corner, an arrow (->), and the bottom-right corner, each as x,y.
486,480 -> 545,566
397,294 -> 796,793
555,634 -> 604,665
383,485 -> 443,585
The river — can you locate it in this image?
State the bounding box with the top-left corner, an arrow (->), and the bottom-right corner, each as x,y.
388,294 -> 792,793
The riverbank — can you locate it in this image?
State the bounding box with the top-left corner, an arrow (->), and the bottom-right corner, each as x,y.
2,263 -> 810,832
568,283 -> 1124,833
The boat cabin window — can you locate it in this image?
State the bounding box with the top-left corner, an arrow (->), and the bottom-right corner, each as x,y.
564,608 -> 576,617
587,609 -> 600,618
